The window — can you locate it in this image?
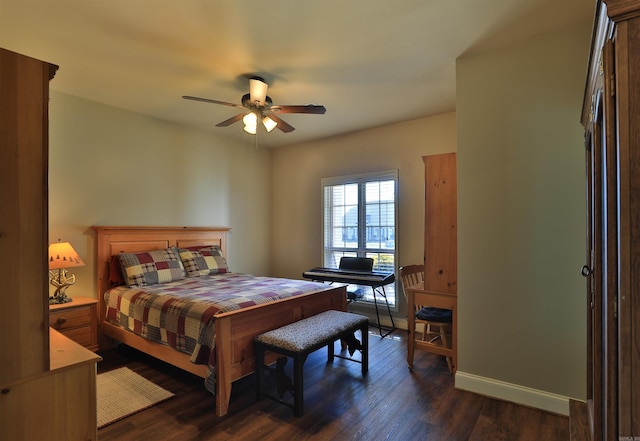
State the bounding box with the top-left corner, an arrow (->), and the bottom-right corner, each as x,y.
322,170 -> 397,306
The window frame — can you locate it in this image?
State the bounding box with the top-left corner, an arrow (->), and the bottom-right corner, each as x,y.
321,169 -> 398,308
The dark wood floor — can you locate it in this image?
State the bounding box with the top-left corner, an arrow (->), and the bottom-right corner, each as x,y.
97,329 -> 569,441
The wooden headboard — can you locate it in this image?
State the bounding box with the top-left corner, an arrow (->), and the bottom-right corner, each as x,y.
92,225 -> 231,305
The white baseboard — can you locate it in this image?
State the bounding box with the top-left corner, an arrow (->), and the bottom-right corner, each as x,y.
354,311 -> 570,416
455,371 -> 570,416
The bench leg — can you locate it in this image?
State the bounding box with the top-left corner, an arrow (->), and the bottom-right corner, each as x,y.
360,323 -> 369,376
293,354 -> 305,417
255,343 -> 265,401
328,339 -> 335,362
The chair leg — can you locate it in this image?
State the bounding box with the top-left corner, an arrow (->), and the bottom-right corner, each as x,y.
439,326 -> 454,374
445,356 -> 453,374
439,326 -> 448,348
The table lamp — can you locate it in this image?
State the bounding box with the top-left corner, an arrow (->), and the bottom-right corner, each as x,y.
48,240 -> 85,304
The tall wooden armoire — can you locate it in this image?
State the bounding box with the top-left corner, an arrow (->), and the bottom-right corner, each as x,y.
577,1 -> 640,439
406,153 -> 458,372
0,47 -> 101,441
0,47 -> 57,382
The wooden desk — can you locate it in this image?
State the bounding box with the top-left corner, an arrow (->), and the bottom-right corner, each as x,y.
406,284 -> 457,373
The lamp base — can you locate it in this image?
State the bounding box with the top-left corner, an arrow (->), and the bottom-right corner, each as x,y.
49,294 -> 73,305
49,269 -> 76,305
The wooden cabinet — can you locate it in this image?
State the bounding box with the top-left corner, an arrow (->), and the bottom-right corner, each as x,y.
577,1 -> 640,439
0,48 -> 101,440
0,47 -> 57,384
407,153 -> 458,372
423,153 -> 457,294
50,297 -> 99,351
0,329 -> 101,441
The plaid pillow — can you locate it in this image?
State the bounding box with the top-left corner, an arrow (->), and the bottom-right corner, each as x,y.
178,246 -> 229,277
119,247 -> 186,287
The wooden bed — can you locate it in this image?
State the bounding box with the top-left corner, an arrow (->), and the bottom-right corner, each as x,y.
93,226 -> 347,416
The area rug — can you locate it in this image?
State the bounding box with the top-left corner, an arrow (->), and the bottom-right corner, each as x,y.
97,367 -> 175,429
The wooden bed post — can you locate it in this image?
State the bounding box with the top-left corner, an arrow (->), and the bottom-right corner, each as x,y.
215,317 -> 232,417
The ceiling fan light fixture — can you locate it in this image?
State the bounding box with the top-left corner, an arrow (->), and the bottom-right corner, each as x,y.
243,112 -> 258,126
183,75 -> 325,135
262,116 -> 277,132
249,76 -> 268,106
243,112 -> 257,134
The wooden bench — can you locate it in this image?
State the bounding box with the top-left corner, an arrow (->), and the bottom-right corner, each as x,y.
255,310 -> 369,416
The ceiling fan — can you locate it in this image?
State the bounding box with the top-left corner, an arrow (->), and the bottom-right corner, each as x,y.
183,76 -> 326,134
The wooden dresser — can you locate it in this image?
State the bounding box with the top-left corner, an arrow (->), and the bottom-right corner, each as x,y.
575,1 -> 640,439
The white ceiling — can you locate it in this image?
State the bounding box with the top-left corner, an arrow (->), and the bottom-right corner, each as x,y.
0,0 -> 595,148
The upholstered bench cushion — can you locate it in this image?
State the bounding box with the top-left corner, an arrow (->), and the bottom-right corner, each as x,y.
416,306 -> 452,323
255,310 -> 368,353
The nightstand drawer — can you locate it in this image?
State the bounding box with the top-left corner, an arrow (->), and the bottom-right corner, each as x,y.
58,326 -> 93,348
50,307 -> 91,331
49,296 -> 99,351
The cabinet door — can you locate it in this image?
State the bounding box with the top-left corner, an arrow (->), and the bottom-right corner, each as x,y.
0,48 -> 57,382
615,12 -> 640,438
582,2 -> 640,439
584,36 -> 620,441
423,153 -> 457,294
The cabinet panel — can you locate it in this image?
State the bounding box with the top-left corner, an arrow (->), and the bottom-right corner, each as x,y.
423,153 -> 457,294
0,330 -> 101,441
579,1 -> 640,439
0,47 -> 57,383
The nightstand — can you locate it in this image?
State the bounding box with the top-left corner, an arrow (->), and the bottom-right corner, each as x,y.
49,296 -> 99,351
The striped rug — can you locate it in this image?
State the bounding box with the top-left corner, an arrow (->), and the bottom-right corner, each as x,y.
97,367 -> 175,429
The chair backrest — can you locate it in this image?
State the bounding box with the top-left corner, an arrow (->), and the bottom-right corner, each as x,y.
339,257 -> 374,272
399,264 -> 424,301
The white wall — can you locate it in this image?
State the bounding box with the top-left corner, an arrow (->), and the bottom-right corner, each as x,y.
456,20 -> 592,412
270,113 -> 457,319
47,17 -> 592,415
48,91 -> 272,299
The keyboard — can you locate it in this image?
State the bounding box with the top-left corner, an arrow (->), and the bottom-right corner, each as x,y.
302,267 -> 395,287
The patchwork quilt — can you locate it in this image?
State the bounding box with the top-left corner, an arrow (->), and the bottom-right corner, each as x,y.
104,273 -> 328,392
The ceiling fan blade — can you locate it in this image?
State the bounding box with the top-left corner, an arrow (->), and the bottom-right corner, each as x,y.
183,95 -> 244,108
216,113 -> 244,127
270,104 -> 326,114
267,113 -> 295,133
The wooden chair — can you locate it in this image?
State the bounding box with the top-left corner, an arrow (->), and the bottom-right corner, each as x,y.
399,265 -> 453,373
